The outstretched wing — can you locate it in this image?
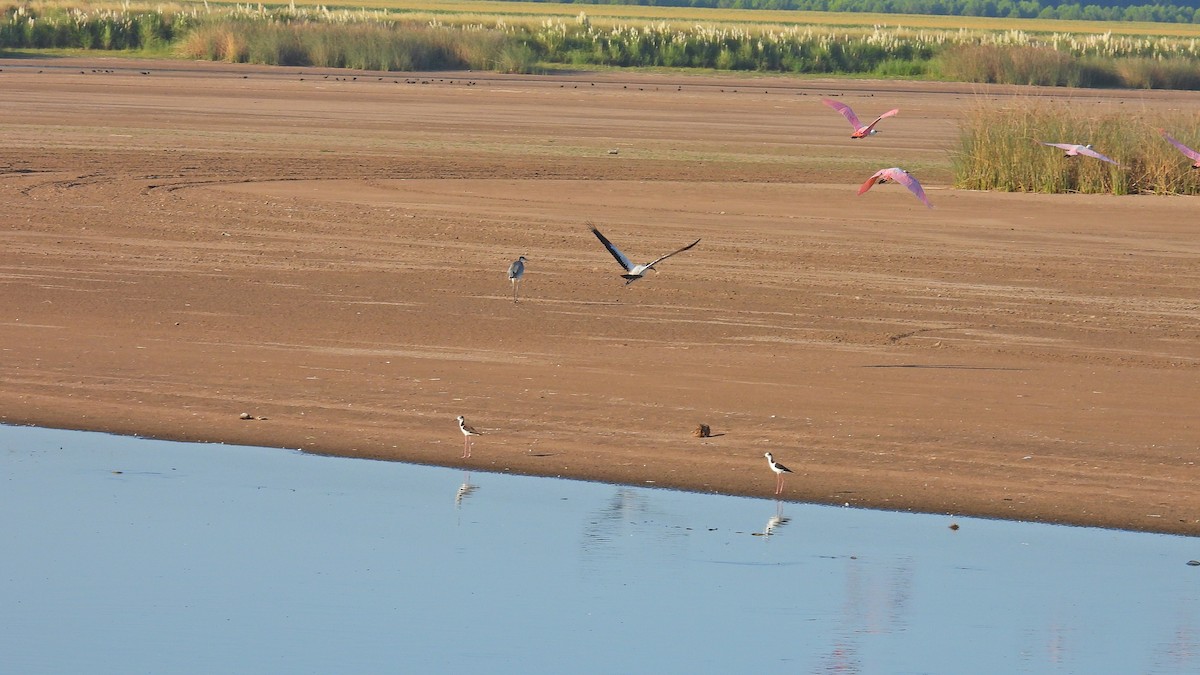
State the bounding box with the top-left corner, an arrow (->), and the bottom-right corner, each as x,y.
1040,141 -> 1076,152
645,238 -> 701,270
1074,146 -> 1118,165
857,168 -> 888,195
590,226 -> 634,273
860,108 -> 900,135
822,99 -> 862,130
1162,130 -> 1200,162
891,170 -> 934,208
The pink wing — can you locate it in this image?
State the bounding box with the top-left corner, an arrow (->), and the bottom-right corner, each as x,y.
1040,142 -> 1078,152
822,99 -> 862,130
859,168 -> 932,208
860,108 -> 900,135
857,168 -> 887,195
890,169 -> 933,208
1073,146 -> 1118,165
1161,130 -> 1200,162
1040,141 -> 1118,164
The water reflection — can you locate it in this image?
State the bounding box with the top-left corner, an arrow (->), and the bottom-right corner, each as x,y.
821,557 -> 914,673
2,425 -> 1198,674
755,501 -> 791,538
580,488 -> 650,567
455,472 -> 478,508
1156,611 -> 1198,673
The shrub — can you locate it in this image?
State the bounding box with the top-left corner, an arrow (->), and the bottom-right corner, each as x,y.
954,99 -> 1200,195
935,44 -> 1080,86
1115,57 -> 1200,90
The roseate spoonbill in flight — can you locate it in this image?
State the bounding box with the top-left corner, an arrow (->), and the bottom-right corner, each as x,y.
822,98 -> 900,138
858,167 -> 933,209
1039,142 -> 1119,165
1160,130 -> 1200,168
765,452 -> 794,495
507,255 -> 526,303
457,415 -> 482,459
590,225 -> 700,285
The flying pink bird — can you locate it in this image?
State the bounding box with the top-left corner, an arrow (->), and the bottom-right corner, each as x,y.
858,167 -> 933,208
1160,130 -> 1200,168
822,99 -> 899,138
1039,142 -> 1118,165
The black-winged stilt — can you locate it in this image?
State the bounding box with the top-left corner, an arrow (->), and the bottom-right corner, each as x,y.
457,415 -> 482,458
765,452 -> 794,495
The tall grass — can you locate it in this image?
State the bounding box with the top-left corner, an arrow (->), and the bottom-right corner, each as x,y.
954,101 -> 1200,195
4,3 -> 1200,87
938,44 -> 1094,87
525,17 -> 1200,82
0,3 -> 192,51
176,19 -> 535,72
934,43 -> 1200,89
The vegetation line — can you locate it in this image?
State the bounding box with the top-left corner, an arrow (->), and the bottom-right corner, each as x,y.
485,0 -> 1200,25
4,3 -> 1200,89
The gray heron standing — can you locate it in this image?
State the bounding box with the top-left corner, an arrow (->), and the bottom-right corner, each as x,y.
507,256 -> 526,303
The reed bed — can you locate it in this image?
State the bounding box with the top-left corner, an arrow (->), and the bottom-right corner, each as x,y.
3,3 -> 1200,86
218,1 -> 1200,38
0,3 -> 190,50
177,19 -> 535,71
954,101 -> 1200,195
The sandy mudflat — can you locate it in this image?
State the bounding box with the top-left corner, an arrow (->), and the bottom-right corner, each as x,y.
1,57 -> 1197,534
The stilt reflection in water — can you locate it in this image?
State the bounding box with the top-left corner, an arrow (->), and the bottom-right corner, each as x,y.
755,501 -> 791,538
455,472 -> 478,509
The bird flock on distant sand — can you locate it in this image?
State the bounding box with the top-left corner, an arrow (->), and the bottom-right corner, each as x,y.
454,93 -> 1199,500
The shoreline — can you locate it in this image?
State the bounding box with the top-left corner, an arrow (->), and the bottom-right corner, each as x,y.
1,59 -> 1196,537
6,411 -> 1195,537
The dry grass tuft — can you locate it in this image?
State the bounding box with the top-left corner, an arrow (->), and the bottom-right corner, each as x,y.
954,98 -> 1200,195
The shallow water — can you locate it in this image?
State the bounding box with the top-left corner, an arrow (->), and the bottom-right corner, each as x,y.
2,425 -> 1197,674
